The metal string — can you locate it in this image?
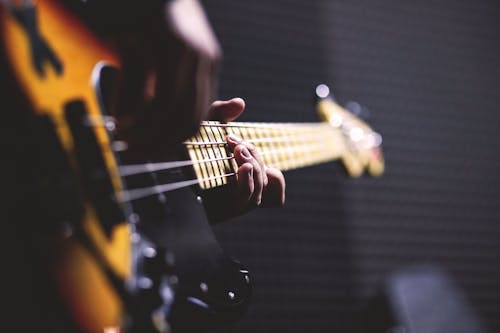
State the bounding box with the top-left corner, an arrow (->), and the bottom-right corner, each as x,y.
118,172 -> 236,202
119,156 -> 234,177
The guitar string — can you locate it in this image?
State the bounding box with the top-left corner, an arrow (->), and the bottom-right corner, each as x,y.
119,140 -> 332,177
118,139 -> 340,202
117,140 -> 344,202
92,118 -> 367,202
119,125 -> 335,176
119,142 -> 334,185
199,122 -> 332,129
117,137 -> 322,198
119,156 -> 234,177
87,117 -> 372,152
188,126 -> 375,147
86,115 -> 334,130
118,172 -> 236,202
183,132 -> 331,146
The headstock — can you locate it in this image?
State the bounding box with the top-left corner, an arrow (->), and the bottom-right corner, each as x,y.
315,84 -> 385,177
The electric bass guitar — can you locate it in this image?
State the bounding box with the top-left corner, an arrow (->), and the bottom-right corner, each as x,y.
0,0 -> 384,332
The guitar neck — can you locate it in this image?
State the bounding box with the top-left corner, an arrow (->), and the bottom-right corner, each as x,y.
185,121 -> 346,190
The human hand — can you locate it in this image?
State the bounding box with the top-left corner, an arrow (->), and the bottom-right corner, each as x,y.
209,98 -> 286,213
114,0 -> 221,160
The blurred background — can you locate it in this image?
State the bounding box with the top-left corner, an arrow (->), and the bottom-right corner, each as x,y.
201,1 -> 500,332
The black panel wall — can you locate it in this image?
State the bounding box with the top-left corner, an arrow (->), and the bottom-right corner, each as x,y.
202,1 -> 500,332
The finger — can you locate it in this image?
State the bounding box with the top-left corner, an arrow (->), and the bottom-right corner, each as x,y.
236,162 -> 254,203
233,144 -> 264,206
209,97 -> 245,122
261,167 -> 286,207
227,135 -> 268,187
244,142 -> 268,187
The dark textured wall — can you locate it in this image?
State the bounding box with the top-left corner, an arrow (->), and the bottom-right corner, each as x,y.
202,1 -> 500,332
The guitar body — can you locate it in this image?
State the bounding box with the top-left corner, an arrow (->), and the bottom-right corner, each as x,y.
1,1 -> 251,332
1,1 -> 130,331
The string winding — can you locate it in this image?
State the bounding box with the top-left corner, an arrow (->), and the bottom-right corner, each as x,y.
119,156 -> 234,177
118,172 -> 236,202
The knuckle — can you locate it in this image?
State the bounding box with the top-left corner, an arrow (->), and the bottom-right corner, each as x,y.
233,144 -> 244,154
246,142 -> 257,152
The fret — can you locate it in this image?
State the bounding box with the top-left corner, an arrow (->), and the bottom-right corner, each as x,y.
188,133 -> 210,189
294,127 -> 303,166
197,132 -> 212,189
214,125 -> 231,185
283,127 -> 295,169
247,126 -> 258,150
213,124 -> 234,182
228,125 -> 244,178
280,127 -> 294,170
201,126 -> 222,187
213,125 -> 229,185
305,130 -> 322,168
267,126 -> 280,167
291,127 -> 302,168
186,121 -> 357,191
229,125 -> 243,141
198,127 -> 218,188
270,126 -> 280,168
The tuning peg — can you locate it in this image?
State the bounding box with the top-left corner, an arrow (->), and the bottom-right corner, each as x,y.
315,84 -> 336,101
344,101 -> 371,120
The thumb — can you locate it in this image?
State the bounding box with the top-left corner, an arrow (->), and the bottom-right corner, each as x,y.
209,97 -> 245,122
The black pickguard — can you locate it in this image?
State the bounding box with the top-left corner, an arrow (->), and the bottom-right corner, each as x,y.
94,64 -> 252,332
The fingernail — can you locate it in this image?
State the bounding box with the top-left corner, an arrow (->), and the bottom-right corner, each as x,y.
241,147 -> 252,159
227,134 -> 242,144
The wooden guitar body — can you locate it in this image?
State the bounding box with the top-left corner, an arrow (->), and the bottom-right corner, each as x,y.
1,1 -> 129,331
0,1 -> 251,332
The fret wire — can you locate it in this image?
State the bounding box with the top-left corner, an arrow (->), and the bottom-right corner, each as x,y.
184,127 -> 339,147
184,125 -> 345,189
271,126 -> 282,167
236,125 -> 246,141
201,126 -> 219,186
193,133 -> 211,189
253,126 -> 270,164
210,125 -> 224,179
294,127 -> 309,167
184,134 -> 330,146
276,144 -> 334,170
302,131 -> 321,166
199,127 -> 219,188
283,127 -> 291,167
264,126 -> 278,166
227,125 -> 241,175
214,124 -> 234,176
243,124 -> 256,155
205,125 -> 226,186
271,154 -> 334,171
188,143 -> 339,190
260,144 -> 332,162
281,126 -> 293,169
232,125 -> 244,144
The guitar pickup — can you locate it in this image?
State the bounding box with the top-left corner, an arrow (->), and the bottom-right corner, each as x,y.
65,100 -> 124,237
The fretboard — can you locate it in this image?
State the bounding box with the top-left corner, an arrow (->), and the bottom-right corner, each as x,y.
185,121 -> 347,190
